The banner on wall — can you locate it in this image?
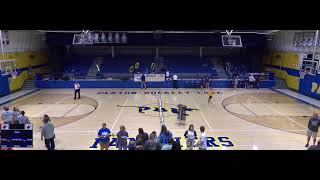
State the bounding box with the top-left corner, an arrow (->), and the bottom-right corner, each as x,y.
0,75 -> 10,97
73,31 -> 127,45
134,74 -> 165,82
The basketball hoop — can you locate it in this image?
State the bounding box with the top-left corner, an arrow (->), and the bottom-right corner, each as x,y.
300,69 -> 306,79
11,71 -> 17,79
228,38 -> 236,46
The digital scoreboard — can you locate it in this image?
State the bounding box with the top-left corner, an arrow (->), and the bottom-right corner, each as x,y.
0,124 -> 33,148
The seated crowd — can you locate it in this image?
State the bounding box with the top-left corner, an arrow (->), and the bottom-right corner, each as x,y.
98,123 -> 208,150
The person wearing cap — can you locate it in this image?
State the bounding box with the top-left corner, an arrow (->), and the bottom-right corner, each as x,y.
1,106 -> 12,124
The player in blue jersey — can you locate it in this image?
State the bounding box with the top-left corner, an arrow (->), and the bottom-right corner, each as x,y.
98,123 -> 111,150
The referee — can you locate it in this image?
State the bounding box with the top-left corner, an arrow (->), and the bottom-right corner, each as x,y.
74,81 -> 80,99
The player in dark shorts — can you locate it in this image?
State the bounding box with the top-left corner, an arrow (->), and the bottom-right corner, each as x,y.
305,113 -> 320,148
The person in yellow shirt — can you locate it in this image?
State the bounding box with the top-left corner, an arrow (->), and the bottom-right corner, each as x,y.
208,88 -> 215,104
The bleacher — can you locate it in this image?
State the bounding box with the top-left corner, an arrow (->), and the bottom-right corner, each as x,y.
100,57 -> 154,73
63,55 -> 217,79
225,59 -> 248,78
165,57 -> 217,78
64,56 -> 93,78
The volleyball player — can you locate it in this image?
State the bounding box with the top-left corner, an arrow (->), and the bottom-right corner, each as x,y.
208,88 -> 215,104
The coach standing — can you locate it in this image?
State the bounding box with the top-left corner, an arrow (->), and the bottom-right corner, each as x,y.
74,81 -> 80,99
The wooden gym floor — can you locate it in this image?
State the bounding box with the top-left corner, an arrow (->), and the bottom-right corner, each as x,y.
1,88 -> 317,150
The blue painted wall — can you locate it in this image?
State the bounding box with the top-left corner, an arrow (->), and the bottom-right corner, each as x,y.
0,75 -> 10,97
299,74 -> 320,100
36,80 -> 275,89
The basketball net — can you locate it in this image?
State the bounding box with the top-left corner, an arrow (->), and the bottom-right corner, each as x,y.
225,30 -> 235,49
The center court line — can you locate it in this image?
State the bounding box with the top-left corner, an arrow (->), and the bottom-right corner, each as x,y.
250,96 -> 307,129
190,92 -> 213,130
30,96 -> 69,119
110,96 -> 129,131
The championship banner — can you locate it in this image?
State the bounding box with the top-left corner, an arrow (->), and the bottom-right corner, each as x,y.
134,74 -> 142,81
146,74 -> 165,82
73,31 -> 127,45
134,74 -> 165,82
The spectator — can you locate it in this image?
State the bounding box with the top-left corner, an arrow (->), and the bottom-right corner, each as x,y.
116,125 -> 129,150
1,106 -> 11,124
135,138 -> 144,150
307,140 -> 320,150
196,126 -> 207,150
12,107 -> 21,124
305,113 -> 320,148
144,131 -> 161,150
136,128 -> 149,145
172,74 -> 178,89
41,114 -> 55,150
128,139 -> 136,150
17,111 -> 30,124
171,139 -> 182,150
158,125 -> 173,146
161,138 -> 174,150
98,123 -> 111,150
184,124 -> 198,150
